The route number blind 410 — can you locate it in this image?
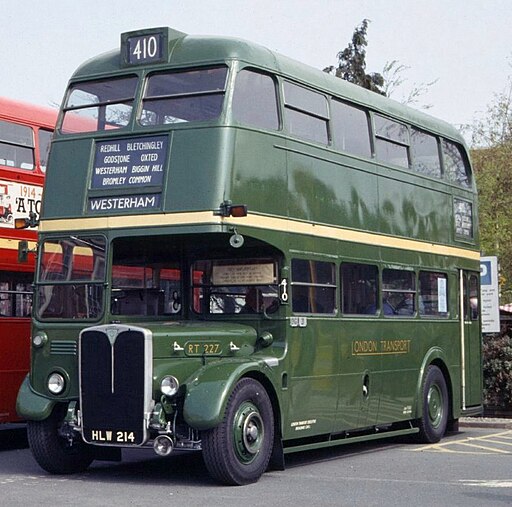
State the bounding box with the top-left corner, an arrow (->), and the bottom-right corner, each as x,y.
126,33 -> 164,65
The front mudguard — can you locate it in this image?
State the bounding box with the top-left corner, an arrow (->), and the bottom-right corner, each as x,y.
16,375 -> 57,421
183,359 -> 275,431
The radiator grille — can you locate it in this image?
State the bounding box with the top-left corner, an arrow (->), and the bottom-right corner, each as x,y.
79,326 -> 151,446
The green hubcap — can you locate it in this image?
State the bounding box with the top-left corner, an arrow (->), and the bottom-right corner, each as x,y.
427,384 -> 443,428
232,401 -> 264,464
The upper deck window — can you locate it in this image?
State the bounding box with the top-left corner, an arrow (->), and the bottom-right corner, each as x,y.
38,129 -> 53,173
0,120 -> 34,170
331,100 -> 371,158
410,128 -> 441,178
232,69 -> 279,130
374,115 -> 410,168
61,76 -> 138,134
140,66 -> 228,125
283,82 -> 329,145
442,139 -> 471,188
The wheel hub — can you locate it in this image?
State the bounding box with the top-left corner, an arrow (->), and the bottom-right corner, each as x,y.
233,402 -> 264,464
427,385 -> 443,428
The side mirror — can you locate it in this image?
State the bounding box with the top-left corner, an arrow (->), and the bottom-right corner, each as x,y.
18,240 -> 29,263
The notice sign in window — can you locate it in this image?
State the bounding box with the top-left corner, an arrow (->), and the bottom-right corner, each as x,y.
89,135 -> 168,214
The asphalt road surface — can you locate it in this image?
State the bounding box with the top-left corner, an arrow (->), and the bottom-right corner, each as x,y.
1,424 -> 511,506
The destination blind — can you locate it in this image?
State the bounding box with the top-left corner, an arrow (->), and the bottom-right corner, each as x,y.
89,135 -> 168,213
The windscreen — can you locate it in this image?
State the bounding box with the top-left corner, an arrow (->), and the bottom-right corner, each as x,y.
36,236 -> 106,320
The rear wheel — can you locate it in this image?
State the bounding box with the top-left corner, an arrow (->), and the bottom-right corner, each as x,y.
202,378 -> 274,485
27,404 -> 94,474
416,365 -> 449,443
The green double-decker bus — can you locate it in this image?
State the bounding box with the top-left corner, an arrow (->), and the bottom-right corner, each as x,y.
17,27 -> 482,485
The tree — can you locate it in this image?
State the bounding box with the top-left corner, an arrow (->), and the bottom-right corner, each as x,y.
324,20 -> 436,107
323,19 -> 385,95
471,77 -> 512,301
381,60 -> 438,110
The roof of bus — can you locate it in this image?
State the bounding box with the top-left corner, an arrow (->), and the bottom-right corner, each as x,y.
0,96 -> 58,129
71,29 -> 464,144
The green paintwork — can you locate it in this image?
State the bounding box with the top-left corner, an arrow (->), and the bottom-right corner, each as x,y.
183,358 -> 277,430
22,26 -> 482,458
16,376 -> 56,421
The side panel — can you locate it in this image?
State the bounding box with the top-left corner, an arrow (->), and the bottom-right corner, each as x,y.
0,319 -> 30,422
285,321 -> 339,438
336,328 -> 381,430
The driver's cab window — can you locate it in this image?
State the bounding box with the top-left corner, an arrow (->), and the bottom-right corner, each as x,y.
191,259 -> 279,315
110,237 -> 182,317
111,264 -> 181,316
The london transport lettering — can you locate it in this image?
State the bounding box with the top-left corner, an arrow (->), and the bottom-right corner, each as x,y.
89,135 -> 168,213
352,339 -> 412,355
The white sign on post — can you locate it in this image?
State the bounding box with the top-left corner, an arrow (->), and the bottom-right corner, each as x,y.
480,256 -> 500,333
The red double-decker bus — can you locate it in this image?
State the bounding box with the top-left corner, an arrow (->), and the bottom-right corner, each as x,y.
0,97 -> 57,423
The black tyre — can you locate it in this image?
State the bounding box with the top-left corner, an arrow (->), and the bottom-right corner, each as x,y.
202,378 -> 274,485
27,404 -> 94,474
416,365 -> 449,443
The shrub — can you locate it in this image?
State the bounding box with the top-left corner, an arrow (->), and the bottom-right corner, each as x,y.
482,330 -> 512,407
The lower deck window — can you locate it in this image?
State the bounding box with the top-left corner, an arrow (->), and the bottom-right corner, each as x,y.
192,259 -> 279,315
419,271 -> 448,317
111,265 -> 181,316
382,269 -> 416,316
341,263 -> 378,315
0,271 -> 33,317
291,259 -> 336,314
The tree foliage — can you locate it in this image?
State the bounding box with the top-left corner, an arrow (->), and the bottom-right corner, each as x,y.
324,20 -> 436,108
323,19 -> 385,95
381,60 -> 438,110
471,78 -> 512,301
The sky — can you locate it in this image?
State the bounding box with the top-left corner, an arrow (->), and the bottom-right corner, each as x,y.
3,0 -> 512,137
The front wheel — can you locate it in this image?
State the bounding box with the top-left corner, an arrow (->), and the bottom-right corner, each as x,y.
27,404 -> 94,474
416,365 -> 449,443
202,378 -> 274,485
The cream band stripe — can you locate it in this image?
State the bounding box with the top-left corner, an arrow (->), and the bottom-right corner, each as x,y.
38,211 -> 479,261
0,238 -> 37,251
